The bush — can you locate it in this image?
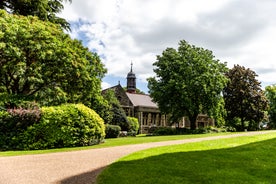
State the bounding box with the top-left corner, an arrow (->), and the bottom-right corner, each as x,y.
1,104 -> 105,150
148,126 -> 158,134
153,127 -> 176,135
127,117 -> 139,135
0,110 -> 12,150
7,107 -> 41,129
0,105 -> 41,150
105,124 -> 121,138
205,126 -> 228,133
224,126 -> 237,132
183,126 -> 229,134
127,130 -> 137,137
150,126 -> 227,136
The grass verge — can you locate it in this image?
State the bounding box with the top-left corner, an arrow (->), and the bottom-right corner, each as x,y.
0,132 -> 236,157
96,132 -> 276,184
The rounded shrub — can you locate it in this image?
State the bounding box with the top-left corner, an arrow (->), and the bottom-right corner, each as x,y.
105,124 -> 121,138
127,116 -> 139,135
20,104 -> 105,150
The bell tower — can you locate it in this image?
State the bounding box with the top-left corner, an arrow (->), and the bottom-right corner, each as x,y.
126,62 -> 136,93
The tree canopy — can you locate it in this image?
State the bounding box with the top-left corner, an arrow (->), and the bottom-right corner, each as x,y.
223,65 -> 268,130
0,10 -> 106,106
148,40 -> 228,129
0,0 -> 71,30
123,87 -> 145,94
265,84 -> 276,128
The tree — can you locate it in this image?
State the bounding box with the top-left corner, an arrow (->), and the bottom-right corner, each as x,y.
148,40 -> 228,130
102,90 -> 129,131
265,85 -> 276,128
91,94 -> 113,124
0,0 -> 71,30
123,87 -> 145,94
212,97 -> 227,127
223,65 -> 268,131
0,10 -> 106,106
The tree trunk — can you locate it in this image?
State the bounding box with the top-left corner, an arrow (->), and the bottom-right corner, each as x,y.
241,117 -> 245,131
190,114 -> 198,130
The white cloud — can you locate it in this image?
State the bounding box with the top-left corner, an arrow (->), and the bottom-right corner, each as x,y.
101,81 -> 112,90
60,0 -> 276,91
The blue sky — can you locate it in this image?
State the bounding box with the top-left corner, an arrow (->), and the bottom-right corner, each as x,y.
60,0 -> 276,93
68,20 -> 151,93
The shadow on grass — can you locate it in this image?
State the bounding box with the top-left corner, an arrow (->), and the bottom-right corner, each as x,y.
97,138 -> 276,184
58,166 -> 106,184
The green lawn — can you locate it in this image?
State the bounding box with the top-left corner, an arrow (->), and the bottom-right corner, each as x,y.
0,132 -> 234,157
96,132 -> 276,184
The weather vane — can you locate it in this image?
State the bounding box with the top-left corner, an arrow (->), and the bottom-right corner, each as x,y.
131,61 -> 133,72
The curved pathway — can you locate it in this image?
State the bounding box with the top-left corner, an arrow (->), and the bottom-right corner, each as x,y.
0,131 -> 275,184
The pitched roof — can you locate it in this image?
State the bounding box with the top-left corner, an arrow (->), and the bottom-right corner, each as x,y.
126,92 -> 158,108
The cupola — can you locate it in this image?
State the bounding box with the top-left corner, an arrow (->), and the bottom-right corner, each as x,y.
126,62 -> 136,93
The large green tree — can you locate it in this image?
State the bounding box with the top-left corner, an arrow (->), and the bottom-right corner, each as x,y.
0,0 -> 71,30
0,10 -> 106,106
148,40 -> 228,130
265,85 -> 276,128
223,65 -> 268,131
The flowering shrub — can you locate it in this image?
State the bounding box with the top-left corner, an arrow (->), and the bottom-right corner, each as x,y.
7,107 -> 41,129
0,105 -> 41,150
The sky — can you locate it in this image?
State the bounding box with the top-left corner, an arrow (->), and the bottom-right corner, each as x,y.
60,0 -> 276,93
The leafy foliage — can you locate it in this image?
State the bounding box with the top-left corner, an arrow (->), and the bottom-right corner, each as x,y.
123,87 -> 145,94
148,40 -> 228,129
223,65 -> 269,131
0,10 -> 106,106
0,93 -> 41,110
7,107 -> 41,128
152,127 -> 176,135
212,97 -> 227,127
151,126 -> 226,136
127,116 -> 139,135
0,106 -> 41,150
0,0 -> 72,30
0,104 -> 105,150
105,124 -> 121,138
30,104 -> 105,149
0,110 -> 11,149
102,89 -> 129,130
265,84 -> 276,128
91,94 -> 113,124
111,103 -> 129,131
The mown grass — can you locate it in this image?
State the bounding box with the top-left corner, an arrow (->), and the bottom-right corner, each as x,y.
96,132 -> 276,184
0,132 -> 234,157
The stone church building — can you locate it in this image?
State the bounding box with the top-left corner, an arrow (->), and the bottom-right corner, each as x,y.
103,64 -> 214,133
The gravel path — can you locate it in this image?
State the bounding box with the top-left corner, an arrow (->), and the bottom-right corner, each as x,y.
0,131 -> 275,184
